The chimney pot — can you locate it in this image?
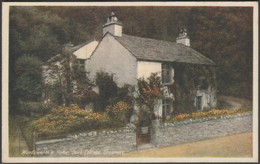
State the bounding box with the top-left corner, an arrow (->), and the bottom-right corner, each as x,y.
176,28 -> 190,46
102,12 -> 122,37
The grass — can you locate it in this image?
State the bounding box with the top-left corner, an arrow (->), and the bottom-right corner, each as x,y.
18,116 -> 35,151
9,115 -> 31,157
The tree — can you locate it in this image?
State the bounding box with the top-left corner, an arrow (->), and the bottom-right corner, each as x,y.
14,55 -> 44,102
135,73 -> 163,126
44,43 -> 94,107
9,6 -> 253,116
95,71 -> 118,112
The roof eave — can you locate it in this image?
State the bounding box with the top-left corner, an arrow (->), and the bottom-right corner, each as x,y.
137,58 -> 217,66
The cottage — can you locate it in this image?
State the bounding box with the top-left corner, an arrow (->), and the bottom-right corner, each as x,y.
44,12 -> 217,120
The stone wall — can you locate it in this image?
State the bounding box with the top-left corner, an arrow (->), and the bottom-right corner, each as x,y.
35,112 -> 252,157
36,125 -> 136,157
157,112 -> 252,147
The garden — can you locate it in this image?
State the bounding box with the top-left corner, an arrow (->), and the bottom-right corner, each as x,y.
166,108 -> 252,123
10,50 -> 252,153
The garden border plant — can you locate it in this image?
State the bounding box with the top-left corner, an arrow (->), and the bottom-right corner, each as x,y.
166,108 -> 252,123
32,102 -> 133,140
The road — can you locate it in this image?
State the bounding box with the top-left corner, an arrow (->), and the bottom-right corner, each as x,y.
219,95 -> 252,110
120,132 -> 253,157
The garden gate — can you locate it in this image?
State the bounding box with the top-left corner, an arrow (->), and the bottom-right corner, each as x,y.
136,125 -> 151,146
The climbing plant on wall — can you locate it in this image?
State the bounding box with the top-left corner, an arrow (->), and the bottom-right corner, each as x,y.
135,73 -> 164,126
168,63 -> 217,115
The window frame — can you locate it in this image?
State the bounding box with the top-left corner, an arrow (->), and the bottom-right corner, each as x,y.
77,59 -> 85,70
161,63 -> 173,85
162,98 -> 172,120
78,59 -> 85,65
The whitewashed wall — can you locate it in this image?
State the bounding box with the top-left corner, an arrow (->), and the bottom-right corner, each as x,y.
137,61 -> 161,79
73,41 -> 99,60
103,25 -> 122,37
195,87 -> 217,110
87,33 -> 137,87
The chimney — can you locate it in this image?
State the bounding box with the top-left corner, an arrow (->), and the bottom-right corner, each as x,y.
102,12 -> 122,37
176,28 -> 190,46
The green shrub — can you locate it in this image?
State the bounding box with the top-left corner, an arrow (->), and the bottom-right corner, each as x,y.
95,71 -> 118,112
137,105 -> 153,127
18,100 -> 55,118
95,71 -> 135,113
32,104 -> 130,139
32,104 -> 103,138
105,101 -> 133,124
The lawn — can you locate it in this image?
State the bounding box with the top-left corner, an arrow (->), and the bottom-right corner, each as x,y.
9,115 -> 30,157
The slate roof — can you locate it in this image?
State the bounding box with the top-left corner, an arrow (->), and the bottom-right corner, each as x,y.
113,34 -> 216,65
71,40 -> 95,52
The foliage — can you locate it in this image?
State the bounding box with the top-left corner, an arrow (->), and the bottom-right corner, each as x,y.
44,44 -> 94,107
32,103 -> 131,139
9,6 -> 253,115
95,71 -> 118,112
18,100 -> 55,119
136,73 -> 163,126
105,101 -> 133,124
166,109 -> 251,123
14,55 -> 44,102
136,73 -> 163,111
169,64 -> 216,115
95,71 -> 134,113
32,104 -> 102,137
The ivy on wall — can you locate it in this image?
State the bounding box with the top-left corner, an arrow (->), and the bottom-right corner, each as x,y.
168,63 -> 217,115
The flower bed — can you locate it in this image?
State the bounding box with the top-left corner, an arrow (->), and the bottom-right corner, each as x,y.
167,109 -> 251,123
32,102 -> 133,140
106,101 -> 132,123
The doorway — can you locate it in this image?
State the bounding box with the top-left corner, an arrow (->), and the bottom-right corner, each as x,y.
196,96 -> 202,110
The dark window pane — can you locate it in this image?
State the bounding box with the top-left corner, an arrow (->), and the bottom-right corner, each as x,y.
162,63 -> 171,84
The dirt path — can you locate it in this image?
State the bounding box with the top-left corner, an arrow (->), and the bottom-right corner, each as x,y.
219,95 -> 252,110
225,99 -> 242,110
120,132 -> 253,157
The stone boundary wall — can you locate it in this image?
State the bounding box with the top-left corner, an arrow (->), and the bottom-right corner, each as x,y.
35,112 -> 252,157
157,112 -> 252,147
35,124 -> 136,157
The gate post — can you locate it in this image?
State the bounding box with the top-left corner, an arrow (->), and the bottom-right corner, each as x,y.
32,131 -> 36,156
151,119 -> 160,147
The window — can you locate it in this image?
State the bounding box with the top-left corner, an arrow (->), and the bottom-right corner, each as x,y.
77,59 -> 85,70
162,63 -> 172,84
162,98 -> 172,121
78,59 -> 85,65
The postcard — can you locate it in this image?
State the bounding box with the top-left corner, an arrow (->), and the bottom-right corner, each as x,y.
2,1 -> 258,163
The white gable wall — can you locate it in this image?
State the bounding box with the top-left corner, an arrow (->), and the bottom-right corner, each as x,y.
137,61 -> 161,79
87,34 -> 137,87
73,41 -> 99,60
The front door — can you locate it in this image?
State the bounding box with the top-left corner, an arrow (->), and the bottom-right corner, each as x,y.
196,96 -> 202,110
